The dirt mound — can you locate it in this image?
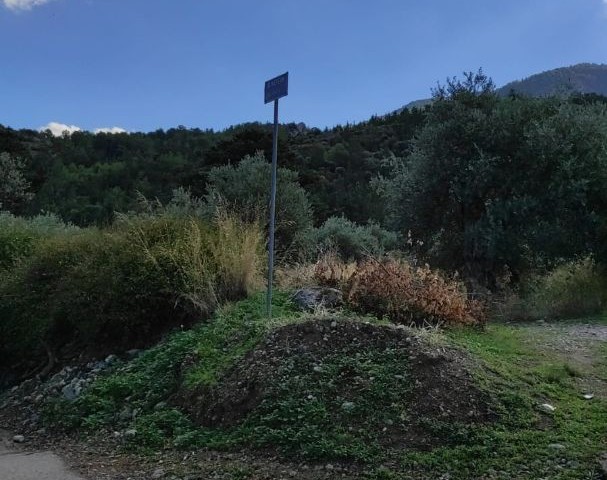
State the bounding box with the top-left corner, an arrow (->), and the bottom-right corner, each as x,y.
176,318 -> 496,449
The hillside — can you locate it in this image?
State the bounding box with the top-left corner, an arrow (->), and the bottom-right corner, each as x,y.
498,63 -> 607,97
402,63 -> 607,109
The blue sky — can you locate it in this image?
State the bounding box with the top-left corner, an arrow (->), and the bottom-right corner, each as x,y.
1,0 -> 606,134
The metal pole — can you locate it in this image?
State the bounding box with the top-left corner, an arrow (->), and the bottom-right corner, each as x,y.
267,98 -> 279,318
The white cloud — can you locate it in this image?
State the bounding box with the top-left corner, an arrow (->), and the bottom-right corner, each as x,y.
3,0 -> 55,11
94,127 -> 127,135
39,122 -> 129,136
40,122 -> 81,137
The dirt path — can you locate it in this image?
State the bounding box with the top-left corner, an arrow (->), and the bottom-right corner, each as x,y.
0,430 -> 85,480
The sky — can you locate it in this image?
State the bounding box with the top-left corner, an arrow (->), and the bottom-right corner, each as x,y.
1,0 -> 607,134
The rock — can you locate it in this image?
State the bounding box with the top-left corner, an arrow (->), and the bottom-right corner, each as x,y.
598,453 -> 607,477
151,468 -> 165,479
105,354 -> 118,365
12,435 -> 25,443
548,443 -> 566,450
119,407 -> 133,421
292,287 -> 343,311
582,393 -> 594,400
124,429 -> 137,437
538,403 -> 556,414
341,401 -> 355,412
61,381 -> 83,401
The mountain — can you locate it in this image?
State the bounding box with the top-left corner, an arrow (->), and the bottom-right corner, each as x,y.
498,63 -> 607,97
402,63 -> 607,110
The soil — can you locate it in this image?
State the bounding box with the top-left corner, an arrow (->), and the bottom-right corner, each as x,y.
175,318 -> 496,450
1,319 -> 605,479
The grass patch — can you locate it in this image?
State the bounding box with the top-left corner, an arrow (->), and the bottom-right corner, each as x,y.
235,346 -> 411,461
391,323 -> 607,479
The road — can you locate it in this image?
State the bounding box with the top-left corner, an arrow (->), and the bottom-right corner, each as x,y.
0,430 -> 85,480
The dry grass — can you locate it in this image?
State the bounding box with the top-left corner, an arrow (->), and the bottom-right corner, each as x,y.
346,258 -> 486,327
122,212 -> 264,316
275,263 -> 317,290
210,212 -> 265,300
313,251 -> 357,289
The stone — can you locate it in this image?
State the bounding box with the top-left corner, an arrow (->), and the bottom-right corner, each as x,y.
538,403 -> 556,414
12,435 -> 25,443
341,401 -> 355,412
104,354 -> 118,365
61,381 -> 83,401
292,287 -> 343,311
151,468 -> 166,479
548,443 -> 566,450
598,453 -> 607,477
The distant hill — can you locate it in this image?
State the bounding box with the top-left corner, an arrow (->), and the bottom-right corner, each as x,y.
498,63 -> 607,97
401,63 -> 607,110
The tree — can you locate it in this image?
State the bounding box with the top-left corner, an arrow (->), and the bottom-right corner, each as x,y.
0,152 -> 33,212
378,72 -> 607,284
204,153 -> 313,250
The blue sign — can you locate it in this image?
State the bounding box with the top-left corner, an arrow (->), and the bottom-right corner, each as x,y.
264,72 -> 289,104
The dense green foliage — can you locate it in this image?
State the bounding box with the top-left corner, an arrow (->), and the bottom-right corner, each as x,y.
2,71 -> 607,285
204,153 -> 313,249
0,152 -> 33,211
378,72 -> 607,283
0,211 -> 77,270
0,213 -> 263,367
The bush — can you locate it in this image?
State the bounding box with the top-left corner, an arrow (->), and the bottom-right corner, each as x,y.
302,216 -> 398,261
510,257 -> 607,320
204,153 -> 313,250
0,213 -> 264,366
0,211 -> 77,270
346,259 -> 485,327
313,252 -> 357,289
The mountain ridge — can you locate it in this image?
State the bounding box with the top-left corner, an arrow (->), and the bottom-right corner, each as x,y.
402,63 -> 607,110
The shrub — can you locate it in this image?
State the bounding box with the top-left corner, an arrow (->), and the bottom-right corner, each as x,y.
516,257 -> 607,320
0,211 -> 77,270
301,216 -> 398,261
204,153 -> 313,250
313,252 -> 357,289
0,213 -> 264,366
346,259 -> 486,327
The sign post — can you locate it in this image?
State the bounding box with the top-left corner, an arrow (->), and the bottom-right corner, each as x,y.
264,72 -> 288,318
